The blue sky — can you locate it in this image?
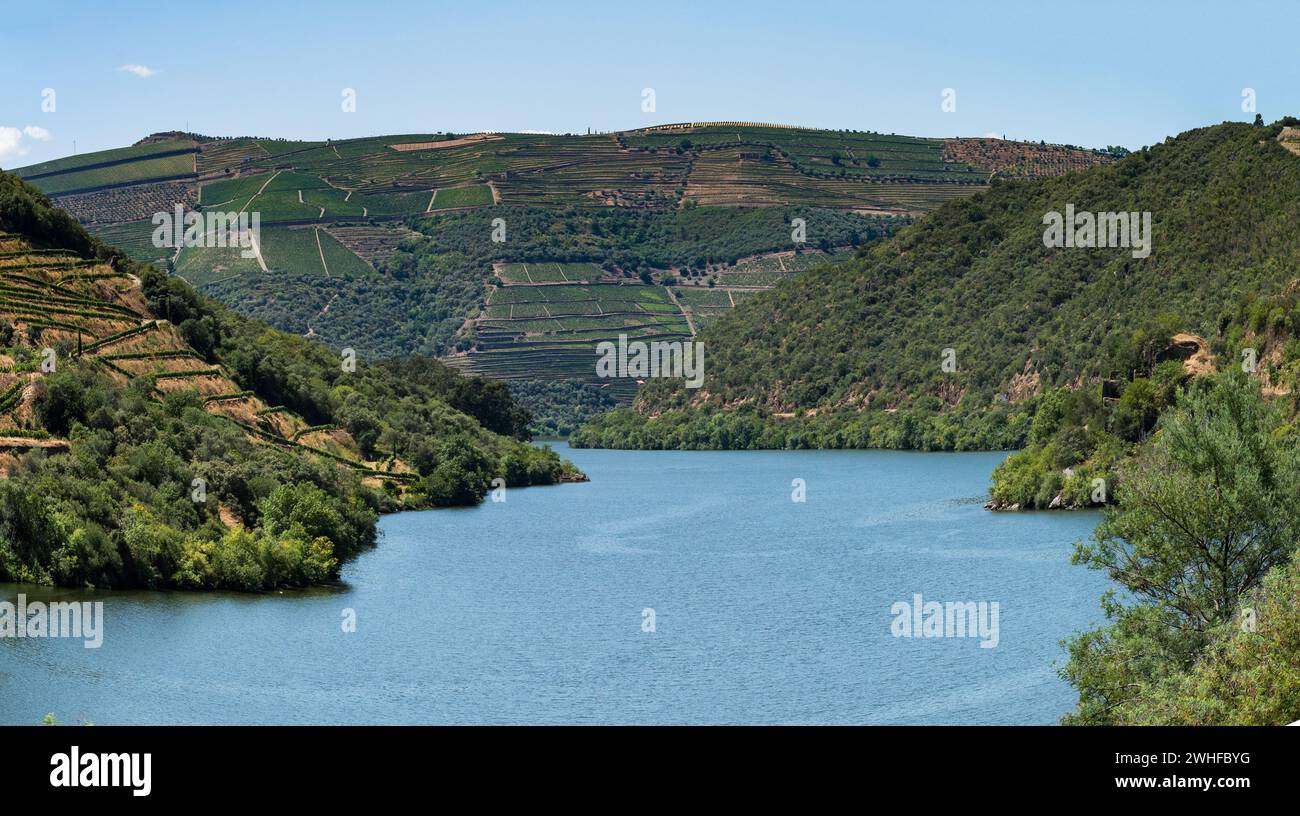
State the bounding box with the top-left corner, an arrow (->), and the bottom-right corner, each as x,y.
3,0 -> 1297,167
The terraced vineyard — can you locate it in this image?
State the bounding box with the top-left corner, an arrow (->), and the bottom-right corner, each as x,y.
15,124 -> 1115,276
681,145 -> 981,211
447,247 -> 853,394
447,281 -> 690,400
494,262 -> 605,284
12,124 -> 1115,428
941,137 -> 1115,179
323,224 -> 421,267
14,139 -> 199,194
624,124 -> 975,177
12,124 -> 1115,300
0,230 -> 413,485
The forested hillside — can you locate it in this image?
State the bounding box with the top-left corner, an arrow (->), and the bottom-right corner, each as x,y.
573,119 -> 1300,451
0,171 -> 580,592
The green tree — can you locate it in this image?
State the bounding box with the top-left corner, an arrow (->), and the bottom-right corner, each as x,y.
1064,375 -> 1300,722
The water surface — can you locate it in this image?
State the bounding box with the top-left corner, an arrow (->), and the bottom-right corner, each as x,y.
0,444 -> 1108,724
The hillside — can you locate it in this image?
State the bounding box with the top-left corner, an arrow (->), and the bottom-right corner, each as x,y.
0,170 -> 580,591
15,124 -> 1111,228
9,126 -> 1113,434
561,119 -> 1300,725
572,119 -> 1300,450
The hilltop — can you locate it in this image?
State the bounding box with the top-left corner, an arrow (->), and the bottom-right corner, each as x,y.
572,118 -> 1300,451
8,125 -> 1113,435
0,170 -> 579,591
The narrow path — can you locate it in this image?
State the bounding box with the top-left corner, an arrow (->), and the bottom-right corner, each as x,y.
314,228 -> 331,277
426,189 -> 438,213
246,228 -> 270,273
238,170 -> 280,214
304,291 -> 340,337
664,286 -> 696,336
0,436 -> 70,451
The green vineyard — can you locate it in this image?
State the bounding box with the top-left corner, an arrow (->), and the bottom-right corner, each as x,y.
12,124 -> 1115,427
0,230 -> 410,484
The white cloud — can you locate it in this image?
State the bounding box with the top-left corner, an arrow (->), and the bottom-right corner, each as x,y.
0,127 -> 25,161
0,124 -> 53,161
983,131 -> 1003,139
119,64 -> 156,78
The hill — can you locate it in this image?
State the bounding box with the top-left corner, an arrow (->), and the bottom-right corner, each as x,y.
15,125 -> 1111,226
0,170 -> 579,591
571,119 -> 1300,451
562,119 -> 1300,724
9,124 -> 1113,434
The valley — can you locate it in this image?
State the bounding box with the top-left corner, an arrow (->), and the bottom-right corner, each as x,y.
5,0 -> 1298,738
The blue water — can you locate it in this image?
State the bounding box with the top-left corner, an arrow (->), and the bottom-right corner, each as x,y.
0,444 -> 1109,724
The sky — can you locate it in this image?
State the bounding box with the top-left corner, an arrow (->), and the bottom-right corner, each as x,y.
2,0 -> 1298,167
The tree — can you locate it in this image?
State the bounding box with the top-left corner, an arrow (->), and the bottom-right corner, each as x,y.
1080,375 -> 1299,627
1063,374 -> 1300,722
1113,553 -> 1300,724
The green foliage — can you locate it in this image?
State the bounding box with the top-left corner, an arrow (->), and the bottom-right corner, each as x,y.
507,378 -> 619,437
0,169 -> 581,591
1082,375 -> 1299,627
1,364 -> 377,590
1062,375 -> 1300,724
583,121 -> 1300,450
411,204 -> 895,274
572,399 -> 1029,452
1114,553 -> 1300,724
413,435 -> 495,506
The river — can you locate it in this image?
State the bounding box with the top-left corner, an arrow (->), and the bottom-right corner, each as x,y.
0,443 -> 1109,724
